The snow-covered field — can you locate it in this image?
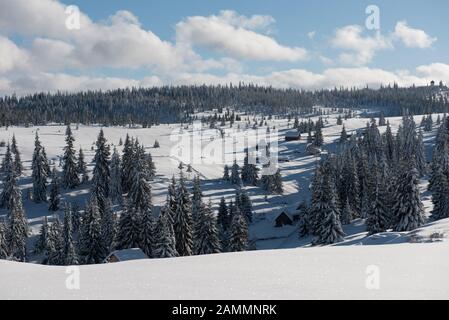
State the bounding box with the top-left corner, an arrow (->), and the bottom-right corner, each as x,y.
1,109 -> 449,299
2,239 -> 449,299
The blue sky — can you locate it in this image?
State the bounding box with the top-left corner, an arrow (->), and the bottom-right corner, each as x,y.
0,0 -> 448,94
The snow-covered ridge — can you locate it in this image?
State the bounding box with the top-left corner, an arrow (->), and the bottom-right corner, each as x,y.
1,240 -> 448,299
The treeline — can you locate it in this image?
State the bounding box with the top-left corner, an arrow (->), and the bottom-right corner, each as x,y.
0,85 -> 314,127
0,127 -> 253,264
313,83 -> 449,116
2,83 -> 447,127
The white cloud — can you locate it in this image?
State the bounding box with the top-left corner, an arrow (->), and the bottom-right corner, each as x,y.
307,31 -> 316,40
176,11 -> 308,62
218,10 -> 275,31
331,25 -> 392,66
0,36 -> 29,73
393,21 -> 437,48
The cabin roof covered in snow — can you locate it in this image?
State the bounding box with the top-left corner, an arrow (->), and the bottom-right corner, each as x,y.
105,248 -> 148,262
285,130 -> 300,137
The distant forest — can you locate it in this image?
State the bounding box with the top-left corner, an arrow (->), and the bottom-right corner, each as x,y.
0,82 -> 447,126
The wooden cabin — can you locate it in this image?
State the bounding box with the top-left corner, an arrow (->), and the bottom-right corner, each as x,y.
275,211 -> 294,227
104,248 -> 148,263
285,130 -> 301,141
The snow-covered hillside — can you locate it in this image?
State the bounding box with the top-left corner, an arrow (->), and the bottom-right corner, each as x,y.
2,239 -> 449,299
0,110 -> 442,254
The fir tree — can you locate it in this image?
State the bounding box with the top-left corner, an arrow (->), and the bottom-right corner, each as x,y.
128,144 -> 152,214
297,200 -> 310,238
0,144 -> 14,209
223,165 -> 230,181
48,167 -> 61,212
392,162 -> 425,232
194,200 -> 221,255
153,204 -> 178,258
116,200 -> 142,250
228,206 -> 248,252
121,134 -> 134,193
47,217 -> 64,265
91,129 -> 110,216
101,199 -> 116,254
11,134 -> 23,176
173,171 -> 193,256
62,125 -> 80,189
139,205 -> 155,258
0,220 -> 8,259
79,197 -> 107,264
77,148 -> 89,184
6,172 -> 28,261
32,133 -> 48,203
62,204 -> 79,265
230,160 -> 242,185
34,216 -> 51,258
109,147 -> 123,204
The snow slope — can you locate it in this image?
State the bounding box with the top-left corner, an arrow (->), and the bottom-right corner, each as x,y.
1,241 -> 448,299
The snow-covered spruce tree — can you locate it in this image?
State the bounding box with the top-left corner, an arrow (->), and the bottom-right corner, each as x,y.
101,198 -> 116,254
116,199 -> 142,250
62,125 -> 80,189
273,168 -> 284,194
415,130 -> 426,177
47,217 -> 64,265
339,126 -> 348,144
62,204 -> 79,265
194,200 -> 221,255
167,175 -> 177,223
365,166 -> 390,235
430,165 -> 449,221
340,198 -> 354,225
79,197 -> 107,264
173,171 -> 193,256
146,151 -> 156,180
222,164 -> 230,181
392,161 -> 425,232
228,206 -> 248,252
230,160 -> 242,185
153,203 -> 178,258
297,200 -> 310,238
34,216 -> 51,260
48,167 -> 61,212
77,148 -> 89,184
0,144 -> 14,209
313,121 -> 324,147
121,134 -> 134,193
312,162 -> 345,245
109,147 -> 123,204
0,219 -> 9,259
217,197 -> 230,231
11,134 -> 23,176
128,144 -> 152,214
32,133 -> 48,203
384,121 -> 396,165
6,173 -> 28,261
91,129 -> 111,216
191,175 -> 203,225
239,191 -> 253,224
139,203 -> 155,258
241,149 -> 259,186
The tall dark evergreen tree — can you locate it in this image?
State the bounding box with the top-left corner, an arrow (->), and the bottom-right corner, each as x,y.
62,125 -> 80,189
32,133 -> 48,203
153,203 -> 178,258
7,176 -> 28,261
173,171 -> 193,256
228,206 -> 248,252
77,148 -> 89,184
194,200 -> 221,255
91,129 -> 111,216
11,134 -> 23,176
48,167 -> 61,212
0,144 -> 14,209
79,197 -> 107,264
116,200 -> 142,250
109,147 -> 123,204
62,204 -> 79,265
